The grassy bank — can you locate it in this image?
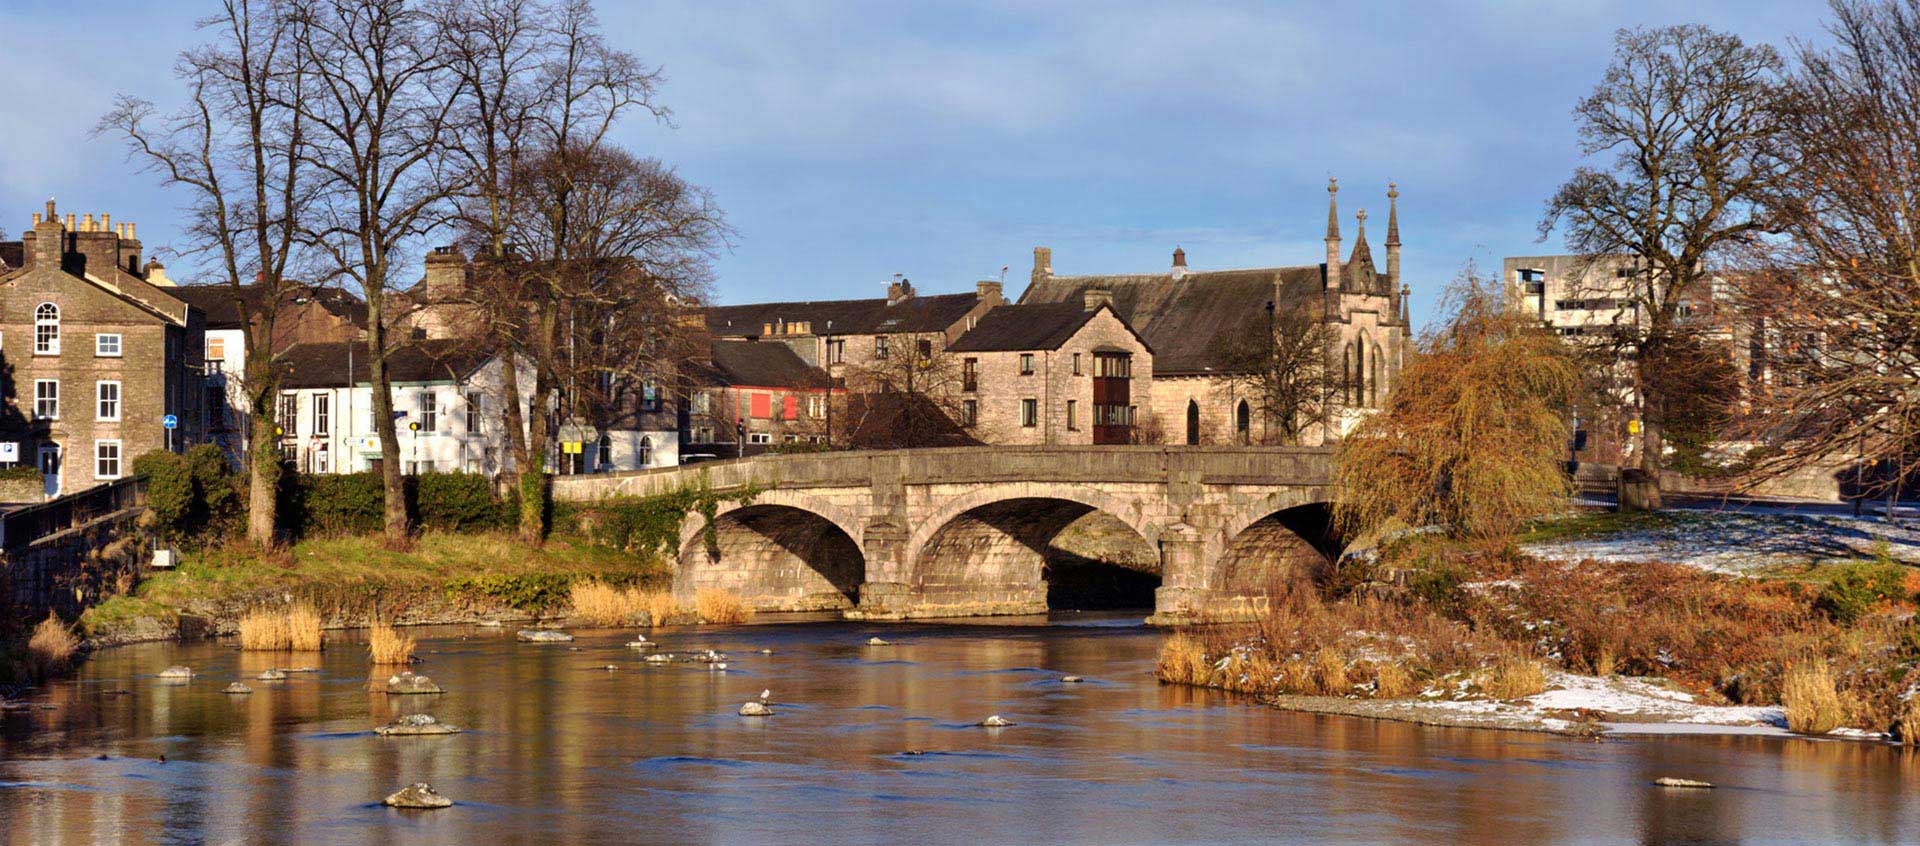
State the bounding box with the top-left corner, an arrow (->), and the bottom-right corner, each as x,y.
78,531 -> 673,644
1159,516 -> 1920,742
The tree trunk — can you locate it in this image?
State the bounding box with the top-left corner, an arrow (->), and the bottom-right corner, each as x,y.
245,387 -> 280,548
366,297 -> 411,545
517,306 -> 557,543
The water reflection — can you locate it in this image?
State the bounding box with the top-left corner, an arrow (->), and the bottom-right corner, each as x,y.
2,617 -> 1916,845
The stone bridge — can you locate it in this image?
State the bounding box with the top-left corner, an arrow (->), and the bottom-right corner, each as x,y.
550,446 -> 1337,624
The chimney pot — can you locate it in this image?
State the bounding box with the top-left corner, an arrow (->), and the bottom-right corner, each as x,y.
66,213 -> 76,230
1172,246 -> 1186,268
103,213 -> 111,232
31,213 -> 40,225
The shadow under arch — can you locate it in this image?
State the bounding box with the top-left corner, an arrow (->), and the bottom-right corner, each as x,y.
909,496 -> 1161,613
677,500 -> 865,612
1215,502 -> 1342,597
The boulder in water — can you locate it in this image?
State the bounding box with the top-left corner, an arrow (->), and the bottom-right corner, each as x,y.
222,682 -> 252,695
739,701 -> 772,716
157,666 -> 193,680
257,669 -> 289,681
386,671 -> 444,695
375,714 -> 461,736
383,782 -> 452,809
644,653 -> 673,663
977,715 -> 1014,727
476,619 -> 503,628
517,629 -> 574,643
1060,676 -> 1084,683
867,637 -> 891,646
1653,777 -> 1713,789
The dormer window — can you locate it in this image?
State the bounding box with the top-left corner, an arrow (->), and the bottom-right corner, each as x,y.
34,303 -> 59,355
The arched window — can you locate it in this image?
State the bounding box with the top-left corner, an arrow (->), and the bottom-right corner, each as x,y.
638,435 -> 653,468
1369,343 -> 1383,407
34,303 -> 60,355
1185,400 -> 1201,445
1343,342 -> 1357,406
597,434 -> 614,472
1235,400 -> 1251,444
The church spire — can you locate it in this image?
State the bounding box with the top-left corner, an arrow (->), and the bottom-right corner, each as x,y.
1348,208 -> 1374,275
1324,177 -> 1342,290
1385,182 -> 1402,289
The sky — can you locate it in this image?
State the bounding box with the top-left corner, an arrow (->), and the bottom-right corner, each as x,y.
0,0 -> 1837,331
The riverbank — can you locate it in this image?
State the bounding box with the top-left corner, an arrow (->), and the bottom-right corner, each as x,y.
1159,509 -> 1920,745
75,531 -> 671,647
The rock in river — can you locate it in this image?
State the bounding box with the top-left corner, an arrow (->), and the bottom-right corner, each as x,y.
386,671 -> 444,695
157,666 -> 193,680
977,715 -> 1014,727
375,714 -> 462,736
1653,777 -> 1713,789
1060,676 -> 1084,683
517,629 -> 574,643
383,782 -> 453,809
867,637 -> 891,646
222,682 -> 252,695
257,669 -> 289,681
739,701 -> 772,716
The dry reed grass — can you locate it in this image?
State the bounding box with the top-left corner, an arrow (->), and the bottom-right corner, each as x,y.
26,613 -> 79,676
644,591 -> 681,627
368,620 -> 416,665
1371,661 -> 1417,698
1155,634 -> 1213,687
239,603 -> 324,652
1478,655 -> 1548,699
693,589 -> 750,625
568,581 -> 649,627
1784,660 -> 1845,735
1893,696 -> 1920,746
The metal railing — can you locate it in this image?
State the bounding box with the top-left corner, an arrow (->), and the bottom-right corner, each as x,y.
0,476 -> 147,550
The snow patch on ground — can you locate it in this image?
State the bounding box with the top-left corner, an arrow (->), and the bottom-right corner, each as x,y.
1523,508 -> 1920,573
1524,671 -> 1786,727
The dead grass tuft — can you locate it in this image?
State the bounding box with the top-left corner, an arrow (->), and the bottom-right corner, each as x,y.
1371,661 -> 1417,698
693,589 -> 751,625
1479,654 -> 1548,699
1893,696 -> 1920,746
239,603 -> 324,652
287,602 -> 323,652
1784,660 -> 1845,735
568,581 -> 649,627
644,591 -> 681,627
368,620 -> 416,665
26,613 -> 79,676
1155,634 -> 1214,687
1310,648 -> 1351,696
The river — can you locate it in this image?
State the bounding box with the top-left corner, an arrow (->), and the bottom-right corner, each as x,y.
2,615 -> 1915,845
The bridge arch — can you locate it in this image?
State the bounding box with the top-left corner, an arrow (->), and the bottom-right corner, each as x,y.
905,484 -> 1163,614
676,490 -> 867,612
1213,495 -> 1342,600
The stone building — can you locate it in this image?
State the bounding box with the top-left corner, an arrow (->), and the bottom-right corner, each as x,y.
0,201 -> 205,497
1019,179 -> 1411,445
685,339 -> 838,456
946,294 -> 1153,445
704,276 -> 1006,381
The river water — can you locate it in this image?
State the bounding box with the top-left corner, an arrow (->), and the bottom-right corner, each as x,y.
2,615 -> 1915,845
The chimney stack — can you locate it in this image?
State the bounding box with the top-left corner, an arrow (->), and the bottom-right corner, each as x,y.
1171,246 -> 1187,279
33,200 -> 66,268
422,245 -> 468,297
1031,246 -> 1052,284
976,279 -> 1003,304
1083,287 -> 1112,312
886,275 -> 914,306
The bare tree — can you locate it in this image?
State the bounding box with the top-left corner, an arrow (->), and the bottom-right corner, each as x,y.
290,0 -> 462,544
1225,300 -> 1330,445
1738,0 -> 1920,502
1540,25 -> 1785,509
839,337 -> 975,449
101,0 -> 311,548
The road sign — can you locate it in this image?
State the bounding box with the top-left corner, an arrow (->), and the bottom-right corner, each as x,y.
562,441 -> 583,455
408,421 -> 420,432
162,414 -> 178,430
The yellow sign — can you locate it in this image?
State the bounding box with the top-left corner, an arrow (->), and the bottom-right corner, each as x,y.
1628,419 -> 1642,435
562,441 -> 583,455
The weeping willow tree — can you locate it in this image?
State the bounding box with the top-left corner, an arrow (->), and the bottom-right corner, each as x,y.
1335,267 -> 1582,542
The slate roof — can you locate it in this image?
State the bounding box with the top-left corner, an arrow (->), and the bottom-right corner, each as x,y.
174,283 -> 368,330
706,291 -> 982,338
276,339 -> 493,389
948,302 -> 1108,353
1017,266 -> 1325,375
703,340 -> 833,389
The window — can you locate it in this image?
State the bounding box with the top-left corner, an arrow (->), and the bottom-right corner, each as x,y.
597,371 -> 616,401
1072,353 -> 1082,375
34,380 -> 58,419
94,440 -> 121,480
963,358 -> 978,392
1021,398 -> 1038,427
279,394 -> 298,434
1066,399 -> 1078,430
751,393 -> 772,418
642,382 -> 661,412
34,303 -> 59,355
1019,353 -> 1034,375
420,391 -> 439,431
312,394 -> 330,437
638,436 -> 654,467
597,434 -> 615,472
95,333 -> 122,357
747,432 -> 774,445
1094,354 -> 1132,377
916,339 -> 932,360
465,392 -> 482,433
826,339 -> 845,365
691,392 -> 712,414
875,336 -> 890,359
963,399 -> 978,427
309,444 -> 330,474
96,381 -> 120,421
1236,400 -> 1252,443
807,395 -> 825,418
207,336 -> 226,361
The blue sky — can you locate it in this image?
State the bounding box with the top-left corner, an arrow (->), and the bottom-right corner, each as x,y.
0,1 -> 1834,330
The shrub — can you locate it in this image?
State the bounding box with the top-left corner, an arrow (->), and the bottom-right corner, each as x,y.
446,572 -> 577,613
283,472 -> 387,537
134,451 -> 195,540
287,602 -> 324,652
414,472 -> 507,532
1155,634 -> 1213,686
569,580 -> 648,627
26,613 -> 79,677
368,621 -> 415,665
694,588 -> 751,625
1816,563 -> 1910,624
1784,660 -> 1846,734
